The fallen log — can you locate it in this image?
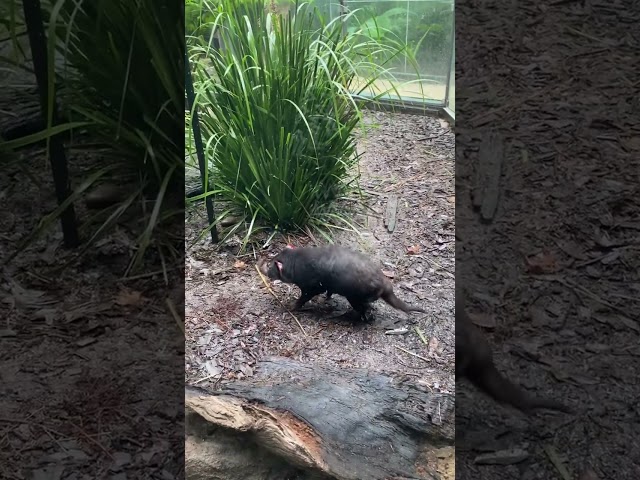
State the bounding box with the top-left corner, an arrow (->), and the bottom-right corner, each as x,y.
186,357 -> 455,480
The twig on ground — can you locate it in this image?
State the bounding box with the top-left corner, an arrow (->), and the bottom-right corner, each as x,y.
121,266 -> 178,282
42,426 -> 67,452
362,188 -> 384,197
304,226 -> 319,245
536,275 -> 631,317
395,345 -> 430,362
165,298 -> 184,334
543,444 -> 572,480
255,264 -> 307,336
68,420 -> 114,460
383,172 -> 428,193
194,372 -> 224,385
415,327 -> 428,345
311,325 -> 327,336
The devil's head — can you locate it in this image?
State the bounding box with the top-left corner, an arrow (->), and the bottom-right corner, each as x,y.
259,244 -> 296,281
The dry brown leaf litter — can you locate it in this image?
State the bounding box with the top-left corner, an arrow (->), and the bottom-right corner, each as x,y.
456,1 -> 640,478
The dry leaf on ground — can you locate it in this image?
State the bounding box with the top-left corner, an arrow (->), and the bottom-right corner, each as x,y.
115,289 -> 146,307
526,251 -> 559,274
407,245 -> 421,255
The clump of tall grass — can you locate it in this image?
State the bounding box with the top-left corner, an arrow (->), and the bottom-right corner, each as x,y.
51,0 -> 184,273
187,0 -> 409,245
57,0 -> 182,181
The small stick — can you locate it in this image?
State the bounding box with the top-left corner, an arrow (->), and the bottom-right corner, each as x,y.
395,345 -> 429,362
121,267 -> 177,282
165,298 -> 184,335
194,372 -> 223,385
542,444 -> 572,480
42,426 -> 67,452
383,172 -> 428,192
537,275 -> 631,317
68,419 -> 114,460
311,325 -> 327,336
255,264 -> 308,336
415,327 -> 428,345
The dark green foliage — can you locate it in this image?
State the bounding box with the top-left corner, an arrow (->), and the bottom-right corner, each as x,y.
188,0 -> 408,244
53,0 -> 184,271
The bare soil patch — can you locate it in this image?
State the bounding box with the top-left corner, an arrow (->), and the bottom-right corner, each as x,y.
456,1 -> 640,479
185,110 -> 455,415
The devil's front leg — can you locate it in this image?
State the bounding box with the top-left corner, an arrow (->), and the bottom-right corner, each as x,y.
293,285 -> 326,310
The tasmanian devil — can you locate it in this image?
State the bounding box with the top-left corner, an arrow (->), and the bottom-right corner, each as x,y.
258,244 -> 425,320
456,286 -> 572,414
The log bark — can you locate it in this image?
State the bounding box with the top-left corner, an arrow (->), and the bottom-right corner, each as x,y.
185,357 -> 455,480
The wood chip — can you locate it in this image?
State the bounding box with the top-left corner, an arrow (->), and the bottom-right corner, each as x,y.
76,337 -> 97,347
385,328 -> 409,335
384,195 -> 398,233
474,132 -> 504,222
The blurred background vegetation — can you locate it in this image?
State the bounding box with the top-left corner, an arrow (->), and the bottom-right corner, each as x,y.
0,0 -> 183,275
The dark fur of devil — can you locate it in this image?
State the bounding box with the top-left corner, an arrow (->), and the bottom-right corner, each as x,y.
258,244 -> 425,320
456,286 -> 572,414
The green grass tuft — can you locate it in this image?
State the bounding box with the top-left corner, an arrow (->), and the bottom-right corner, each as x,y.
187,0 -> 412,247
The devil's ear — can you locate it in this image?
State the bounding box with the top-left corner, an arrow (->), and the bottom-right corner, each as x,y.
276,261 -> 284,275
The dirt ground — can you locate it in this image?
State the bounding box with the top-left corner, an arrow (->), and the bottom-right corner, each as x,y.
0,67 -> 185,477
184,111 -> 456,436
456,1 -> 640,479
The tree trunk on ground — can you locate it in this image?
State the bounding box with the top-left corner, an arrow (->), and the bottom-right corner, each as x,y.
185,357 -> 455,480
